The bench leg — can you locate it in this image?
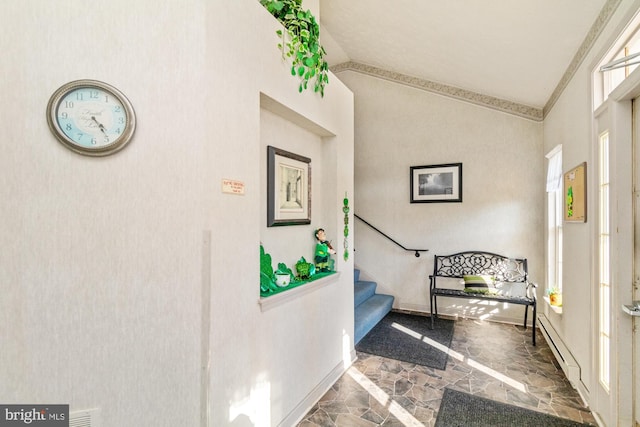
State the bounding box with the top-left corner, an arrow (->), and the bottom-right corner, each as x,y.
532,303 -> 537,346
430,294 -> 435,329
523,303 -> 536,346
434,294 -> 438,317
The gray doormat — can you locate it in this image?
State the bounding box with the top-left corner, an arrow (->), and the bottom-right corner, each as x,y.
435,388 -> 595,427
355,311 -> 454,370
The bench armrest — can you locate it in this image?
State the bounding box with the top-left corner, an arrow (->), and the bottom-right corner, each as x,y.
526,281 -> 538,299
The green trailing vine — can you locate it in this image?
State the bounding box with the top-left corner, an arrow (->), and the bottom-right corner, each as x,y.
260,0 -> 329,96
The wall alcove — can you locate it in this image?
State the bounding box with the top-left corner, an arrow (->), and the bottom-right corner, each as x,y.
259,93 -> 340,307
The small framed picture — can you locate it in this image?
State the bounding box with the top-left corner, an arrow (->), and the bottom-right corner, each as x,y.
410,163 -> 463,203
267,146 -> 311,226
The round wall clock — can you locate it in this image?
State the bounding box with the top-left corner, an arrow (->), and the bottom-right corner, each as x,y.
46,79 -> 136,156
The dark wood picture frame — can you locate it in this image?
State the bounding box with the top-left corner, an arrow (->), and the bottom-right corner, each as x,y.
267,145 -> 311,226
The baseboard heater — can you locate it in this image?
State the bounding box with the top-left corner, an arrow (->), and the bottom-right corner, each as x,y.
538,314 -> 580,388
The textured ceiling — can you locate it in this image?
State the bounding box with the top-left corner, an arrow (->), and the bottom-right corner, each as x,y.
319,0 -> 608,109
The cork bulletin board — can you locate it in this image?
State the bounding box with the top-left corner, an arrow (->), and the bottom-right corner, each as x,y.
564,162 -> 586,223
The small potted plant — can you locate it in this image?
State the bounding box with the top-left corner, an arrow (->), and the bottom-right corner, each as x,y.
547,287 -> 562,307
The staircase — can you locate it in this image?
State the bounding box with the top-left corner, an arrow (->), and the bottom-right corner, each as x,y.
354,269 -> 394,344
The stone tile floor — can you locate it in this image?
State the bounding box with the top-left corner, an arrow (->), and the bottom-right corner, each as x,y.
298,316 -> 597,426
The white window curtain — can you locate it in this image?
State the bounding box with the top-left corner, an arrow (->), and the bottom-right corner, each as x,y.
546,149 -> 562,193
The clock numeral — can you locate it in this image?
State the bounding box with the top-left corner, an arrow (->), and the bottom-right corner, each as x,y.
77,133 -> 83,141
91,137 -> 97,145
114,106 -> 121,113
118,117 -> 125,125
104,136 -> 110,143
116,128 -> 122,135
65,101 -> 74,108
76,92 -> 84,101
65,124 -> 72,131
104,95 -> 109,103
61,112 -> 68,119
90,90 -> 99,99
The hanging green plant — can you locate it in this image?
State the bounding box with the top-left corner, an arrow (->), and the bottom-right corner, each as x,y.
260,0 -> 329,96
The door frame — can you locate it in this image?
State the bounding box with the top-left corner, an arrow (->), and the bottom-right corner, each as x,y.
633,97 -> 640,427
592,69 -> 638,426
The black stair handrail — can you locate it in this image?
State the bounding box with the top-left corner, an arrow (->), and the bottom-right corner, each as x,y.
355,214 -> 429,257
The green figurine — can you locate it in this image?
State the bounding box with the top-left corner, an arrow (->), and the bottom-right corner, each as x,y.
295,257 -> 314,280
314,228 -> 336,272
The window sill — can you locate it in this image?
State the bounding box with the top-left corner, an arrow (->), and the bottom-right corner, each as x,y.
543,296 -> 563,314
259,272 -> 340,312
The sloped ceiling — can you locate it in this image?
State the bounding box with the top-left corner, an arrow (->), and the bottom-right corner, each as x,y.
319,0 -> 611,116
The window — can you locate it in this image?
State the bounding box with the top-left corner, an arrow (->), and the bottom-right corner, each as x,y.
546,146 -> 563,296
596,14 -> 640,108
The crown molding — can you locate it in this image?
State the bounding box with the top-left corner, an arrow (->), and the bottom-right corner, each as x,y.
330,0 -> 621,122
331,61 -> 543,121
543,0 -> 622,117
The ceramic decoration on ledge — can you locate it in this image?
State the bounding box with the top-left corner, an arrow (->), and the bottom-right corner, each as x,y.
260,244 -> 336,298
274,269 -> 291,287
314,228 -> 336,272
295,257 -> 314,279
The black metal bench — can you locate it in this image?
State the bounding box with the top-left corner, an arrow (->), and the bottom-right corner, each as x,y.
429,251 -> 537,345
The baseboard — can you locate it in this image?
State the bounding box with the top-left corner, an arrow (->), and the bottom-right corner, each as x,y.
591,410 -> 606,427
397,302 -> 430,313
396,302 -> 533,327
575,379 -> 591,409
279,353 -> 355,427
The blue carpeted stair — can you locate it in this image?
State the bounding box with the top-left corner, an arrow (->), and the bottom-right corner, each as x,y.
354,269 -> 394,344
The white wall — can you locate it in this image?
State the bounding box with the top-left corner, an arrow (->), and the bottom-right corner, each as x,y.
336,71 -> 544,324
543,0 -> 640,406
0,1 -> 354,426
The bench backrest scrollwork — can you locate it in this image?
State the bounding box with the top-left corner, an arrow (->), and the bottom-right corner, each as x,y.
432,251 -> 528,283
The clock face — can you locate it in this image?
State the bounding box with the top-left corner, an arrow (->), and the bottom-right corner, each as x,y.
47,80 -> 135,156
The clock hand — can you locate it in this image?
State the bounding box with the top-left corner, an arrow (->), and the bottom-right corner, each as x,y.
91,116 -> 107,135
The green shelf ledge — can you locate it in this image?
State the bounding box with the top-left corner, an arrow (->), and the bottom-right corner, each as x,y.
261,271 -> 337,298
259,271 -> 340,312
